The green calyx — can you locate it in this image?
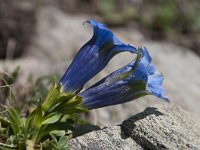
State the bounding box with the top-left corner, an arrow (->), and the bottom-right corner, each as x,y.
42,82 -> 88,114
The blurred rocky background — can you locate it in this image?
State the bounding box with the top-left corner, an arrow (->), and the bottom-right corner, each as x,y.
0,0 -> 200,127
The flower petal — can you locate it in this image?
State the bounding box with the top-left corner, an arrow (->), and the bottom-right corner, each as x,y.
148,74 -> 169,101
60,19 -> 137,93
80,47 -> 168,109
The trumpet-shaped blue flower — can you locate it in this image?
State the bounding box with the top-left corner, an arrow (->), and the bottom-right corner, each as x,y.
60,19 -> 137,93
80,47 -> 168,109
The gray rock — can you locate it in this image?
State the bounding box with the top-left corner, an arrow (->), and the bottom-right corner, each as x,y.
122,104 -> 200,150
69,126 -> 143,150
70,105 -> 200,150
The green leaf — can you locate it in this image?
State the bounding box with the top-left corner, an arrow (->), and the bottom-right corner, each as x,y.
5,107 -> 22,136
25,109 -> 36,131
49,135 -> 70,150
42,82 -> 60,112
42,113 -> 62,125
56,136 -> 70,150
50,130 -> 65,137
35,121 -> 74,143
34,105 -> 43,129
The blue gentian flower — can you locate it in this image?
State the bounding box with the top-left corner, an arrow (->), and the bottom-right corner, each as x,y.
80,47 -> 169,109
60,19 -> 137,93
58,19 -> 168,110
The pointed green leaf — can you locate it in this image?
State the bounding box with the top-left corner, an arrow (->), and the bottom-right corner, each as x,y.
5,106 -> 22,135
34,105 -> 43,129
57,136 -> 70,150
42,113 -> 62,125
42,82 -> 60,111
35,121 -> 74,143
25,109 -> 36,131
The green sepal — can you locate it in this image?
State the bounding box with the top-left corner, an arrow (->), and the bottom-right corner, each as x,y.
61,106 -> 89,114
42,81 -> 89,115
125,80 -> 151,100
54,96 -> 82,112
46,93 -> 75,114
42,82 -> 75,112
54,95 -> 89,115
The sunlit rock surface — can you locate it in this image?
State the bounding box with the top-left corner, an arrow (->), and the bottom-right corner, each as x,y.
70,105 -> 200,150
